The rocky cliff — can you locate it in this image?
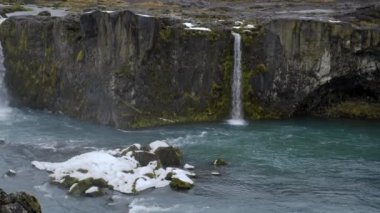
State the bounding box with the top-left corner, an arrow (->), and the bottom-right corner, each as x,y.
0,11 -> 233,128
0,6 -> 379,128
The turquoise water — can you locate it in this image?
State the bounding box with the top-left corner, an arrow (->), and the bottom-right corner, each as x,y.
0,107 -> 379,212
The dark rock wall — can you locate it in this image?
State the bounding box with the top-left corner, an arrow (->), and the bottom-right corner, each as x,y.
0,11 -> 379,128
242,20 -> 380,118
0,11 -> 233,128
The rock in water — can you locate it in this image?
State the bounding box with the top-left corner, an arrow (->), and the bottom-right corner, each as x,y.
154,147 -> 182,167
170,178 -> 193,190
0,188 -> 41,213
213,159 -> 227,166
68,177 -> 108,196
5,169 -> 16,177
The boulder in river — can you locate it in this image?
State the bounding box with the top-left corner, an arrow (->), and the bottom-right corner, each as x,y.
170,178 -> 193,190
0,188 -> 41,213
213,159 -> 227,166
5,169 -> 16,177
154,147 -> 182,167
68,177 -> 108,196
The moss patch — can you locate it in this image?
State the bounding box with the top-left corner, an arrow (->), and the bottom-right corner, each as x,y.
169,178 -> 193,190
76,50 -> 85,62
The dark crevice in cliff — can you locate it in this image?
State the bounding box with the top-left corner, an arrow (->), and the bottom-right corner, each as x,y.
294,72 -> 380,118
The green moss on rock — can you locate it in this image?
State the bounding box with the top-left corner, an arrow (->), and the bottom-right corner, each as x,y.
68,178 -> 108,196
60,176 -> 78,188
169,178 -> 193,190
213,159 -> 227,166
76,49 -> 85,62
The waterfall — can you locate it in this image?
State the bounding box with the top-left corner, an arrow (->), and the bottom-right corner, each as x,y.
228,32 -> 246,126
0,18 -> 12,120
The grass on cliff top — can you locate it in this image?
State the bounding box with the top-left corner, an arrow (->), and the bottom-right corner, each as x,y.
0,0 -> 125,10
0,3 -> 31,16
0,0 -> 171,10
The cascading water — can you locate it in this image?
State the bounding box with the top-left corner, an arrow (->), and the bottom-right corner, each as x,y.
0,17 -> 12,120
227,32 -> 246,126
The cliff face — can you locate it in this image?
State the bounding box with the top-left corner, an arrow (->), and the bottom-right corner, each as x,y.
242,19 -> 380,119
0,11 -> 233,128
0,9 -> 379,128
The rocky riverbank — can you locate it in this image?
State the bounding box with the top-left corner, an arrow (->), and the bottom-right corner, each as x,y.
0,1 -> 379,129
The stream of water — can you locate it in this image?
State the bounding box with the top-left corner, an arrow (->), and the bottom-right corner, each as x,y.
228,32 -> 246,126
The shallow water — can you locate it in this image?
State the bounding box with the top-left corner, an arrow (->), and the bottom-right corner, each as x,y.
0,107 -> 379,213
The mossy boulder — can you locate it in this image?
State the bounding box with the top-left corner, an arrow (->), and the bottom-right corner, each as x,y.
60,175 -> 79,188
213,159 -> 227,166
0,188 -> 41,213
169,178 -> 193,190
154,147 -> 182,167
68,178 -> 108,196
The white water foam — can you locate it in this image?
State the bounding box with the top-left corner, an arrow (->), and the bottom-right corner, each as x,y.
169,131 -> 208,147
129,198 -> 180,213
227,119 -> 247,126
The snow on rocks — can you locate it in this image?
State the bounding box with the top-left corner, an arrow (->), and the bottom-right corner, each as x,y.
232,21 -> 256,30
32,142 -> 195,195
183,22 -> 212,31
149,140 -> 169,152
85,186 -> 99,194
328,19 -> 342,24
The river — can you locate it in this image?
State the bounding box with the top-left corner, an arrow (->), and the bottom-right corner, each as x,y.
0,107 -> 379,212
